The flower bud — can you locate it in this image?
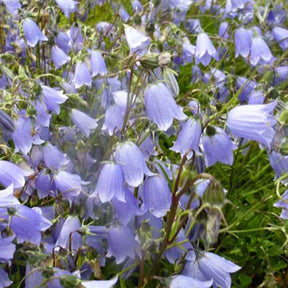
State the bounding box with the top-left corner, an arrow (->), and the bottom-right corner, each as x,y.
139,53 -> 159,69
202,180 -> 225,205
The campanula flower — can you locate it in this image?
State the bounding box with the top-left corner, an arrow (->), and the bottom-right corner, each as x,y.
144,82 -> 187,131
268,151 -> 288,178
22,18 -> 48,47
143,175 -> 171,218
170,275 -> 212,288
55,0 -> 78,18
0,110 -> 15,133
195,32 -> 219,66
73,62 -> 92,89
274,189 -> 288,219
107,226 -> 138,264
0,235 -> 15,262
0,184 -> 20,208
234,27 -> 252,58
0,268 -> 12,288
90,50 -> 107,76
171,118 -> 202,155
124,25 -> 150,54
227,101 -> 277,149
71,109 -> 97,137
115,141 -> 153,187
41,84 -> 68,114
92,163 -> 125,202
183,251 -> 241,288
3,0 -> 21,15
250,36 -> 275,66
0,161 -> 33,189
202,126 -> 235,167
82,277 -> 118,288
51,45 -> 71,69
272,26 -> 288,50
219,22 -> 229,39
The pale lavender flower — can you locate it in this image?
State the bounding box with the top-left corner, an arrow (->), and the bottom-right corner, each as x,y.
227,101 -> 277,148
115,141 -> 153,187
0,184 -> 20,208
0,235 -> 16,262
250,36 -> 275,66
202,127 -> 235,167
268,151 -> 288,178
0,110 -> 14,133
3,0 -> 21,15
71,109 -> 97,137
102,104 -> 124,135
0,267 -> 13,288
82,277 -> 118,288
171,118 -> 202,155
41,84 -> 68,114
73,62 -> 92,89
274,189 -> 288,219
22,18 -> 48,47
272,26 -> 288,50
170,275 -> 212,288
144,82 -> 186,131
195,32 -> 219,66
43,143 -> 69,169
51,45 -> 71,69
143,175 -> 172,218
124,25 -> 150,54
107,226 -> 138,264
56,0 -> 78,18
219,22 -> 229,39
90,50 -> 107,76
183,251 -> 241,288
55,216 -> 82,253
92,163 -> 125,202
54,171 -> 82,198
0,161 -> 33,189
234,27 -> 252,58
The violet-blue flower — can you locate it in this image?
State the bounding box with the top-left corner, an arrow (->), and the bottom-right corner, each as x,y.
272,26 -> 288,51
22,18 -> 48,47
51,45 -> 71,69
143,175 -> 172,218
82,276 -> 118,288
0,184 -> 20,208
71,109 -> 98,137
202,126 -> 235,167
227,101 -> 277,149
115,141 -> 153,187
195,32 -> 219,66
250,36 -> 275,66
73,61 -> 92,89
234,27 -> 252,58
92,163 -> 125,202
144,82 -> 187,131
124,25 -> 150,54
90,50 -> 107,76
56,0 -> 78,18
170,275 -> 212,288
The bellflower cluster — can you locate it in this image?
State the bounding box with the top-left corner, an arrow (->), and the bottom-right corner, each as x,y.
0,0 -> 287,287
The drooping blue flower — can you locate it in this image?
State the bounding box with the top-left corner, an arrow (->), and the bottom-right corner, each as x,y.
0,184 -> 20,208
170,275 -> 212,288
195,32 -> 219,66
0,110 -> 15,133
9,205 -> 52,245
274,66 -> 288,85
55,216 -> 82,253
171,118 -> 202,155
73,62 -> 92,89
0,161 -> 33,189
54,171 -> 82,199
55,0 -> 78,18
227,101 -> 277,149
274,189 -> 288,219
183,251 -> 241,288
268,151 -> 288,178
124,25 -> 150,54
250,36 -> 275,66
41,84 -> 68,114
102,104 -> 124,135
143,175 -> 172,218
236,76 -> 257,103
0,267 -> 13,288
202,126 -> 235,167
90,50 -> 107,76
144,82 -> 187,131
43,143 -> 69,169
272,26 -> 288,51
107,226 -> 138,264
82,277 -> 118,288
51,45 -> 71,69
0,235 -> 16,262
219,22 -> 229,39
71,109 -> 97,137
92,163 -> 126,202
3,0 -> 21,15
168,0 -> 193,11
115,141 -> 154,187
22,18 -> 48,47
234,27 -> 252,58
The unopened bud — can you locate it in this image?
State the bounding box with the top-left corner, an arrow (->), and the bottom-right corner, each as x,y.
202,180 -> 225,205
